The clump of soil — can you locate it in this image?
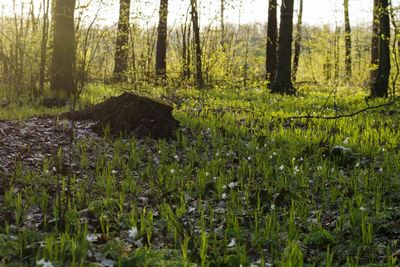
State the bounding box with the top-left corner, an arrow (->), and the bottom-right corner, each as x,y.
62,92 -> 179,138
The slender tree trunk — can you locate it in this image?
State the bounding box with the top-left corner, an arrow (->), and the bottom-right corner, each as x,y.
190,0 -> 204,88
50,0 -> 76,97
155,0 -> 168,80
220,0 -> 225,48
113,0 -> 131,82
181,20 -> 191,80
371,0 -> 391,97
344,0 -> 352,80
334,26 -> 340,81
39,0 -> 50,96
266,0 -> 277,81
186,22 -> 192,79
389,0 -> 399,96
292,0 -> 303,82
269,0 -> 295,94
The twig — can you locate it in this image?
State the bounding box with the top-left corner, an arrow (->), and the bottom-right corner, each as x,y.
283,98 -> 398,120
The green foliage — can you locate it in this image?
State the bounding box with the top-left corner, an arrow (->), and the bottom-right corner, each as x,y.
1,84 -> 400,266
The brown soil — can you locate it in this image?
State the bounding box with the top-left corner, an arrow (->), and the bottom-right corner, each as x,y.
62,92 -> 179,138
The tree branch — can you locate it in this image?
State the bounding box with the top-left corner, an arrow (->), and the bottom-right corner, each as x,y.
283,98 -> 398,120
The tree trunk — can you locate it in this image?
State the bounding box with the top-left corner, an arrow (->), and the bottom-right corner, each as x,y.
155,0 -> 168,80
113,0 -> 131,83
39,0 -> 50,97
49,0 -> 76,97
334,26 -> 340,81
371,0 -> 391,97
220,0 -> 225,49
190,0 -> 204,88
292,0 -> 303,82
371,0 -> 379,89
344,0 -> 352,80
269,0 -> 295,94
181,20 -> 191,80
266,0 -> 277,81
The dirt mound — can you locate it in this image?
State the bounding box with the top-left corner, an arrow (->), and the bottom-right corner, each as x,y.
62,92 -> 179,138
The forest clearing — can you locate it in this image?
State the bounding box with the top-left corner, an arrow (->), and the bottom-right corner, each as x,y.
0,0 -> 400,266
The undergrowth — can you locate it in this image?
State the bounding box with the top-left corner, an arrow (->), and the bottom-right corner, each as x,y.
0,83 -> 399,266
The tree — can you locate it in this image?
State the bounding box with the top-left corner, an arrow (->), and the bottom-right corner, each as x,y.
155,0 -> 169,80
292,0 -> 303,82
190,0 -> 204,88
371,0 -> 391,97
220,0 -> 226,48
344,0 -> 352,80
113,0 -> 131,82
269,0 -> 295,94
49,0 -> 76,97
39,0 -> 50,97
266,0 -> 277,81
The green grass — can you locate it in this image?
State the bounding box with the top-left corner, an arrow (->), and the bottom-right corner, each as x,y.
0,84 -> 400,266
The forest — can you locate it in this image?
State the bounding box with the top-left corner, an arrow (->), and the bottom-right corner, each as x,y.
0,0 -> 400,266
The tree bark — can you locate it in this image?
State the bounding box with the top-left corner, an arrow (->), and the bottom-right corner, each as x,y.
334,26 -> 340,81
220,0 -> 225,48
190,0 -> 204,88
49,0 -> 76,97
344,0 -> 352,80
371,0 -> 391,97
266,0 -> 277,81
292,0 -> 303,82
371,0 -> 379,88
39,0 -> 50,96
269,0 -> 295,94
113,0 -> 131,83
155,0 -> 168,80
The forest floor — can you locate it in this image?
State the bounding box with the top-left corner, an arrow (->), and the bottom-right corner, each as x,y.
0,84 -> 400,266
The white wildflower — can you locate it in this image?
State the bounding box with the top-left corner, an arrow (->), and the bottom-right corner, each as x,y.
86,233 -> 98,242
228,182 -> 238,189
378,167 -> 383,173
343,137 -> 350,145
270,204 -> 276,210
128,226 -> 139,239
317,166 -> 322,170
174,155 -> 179,160
227,238 -> 236,248
382,147 -> 385,152
278,165 -> 285,171
247,156 -> 251,160
359,206 -> 366,211
111,169 -> 118,175
294,165 -> 300,175
222,193 -> 227,200
36,259 -> 54,267
170,169 -> 175,174
355,162 -> 360,168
